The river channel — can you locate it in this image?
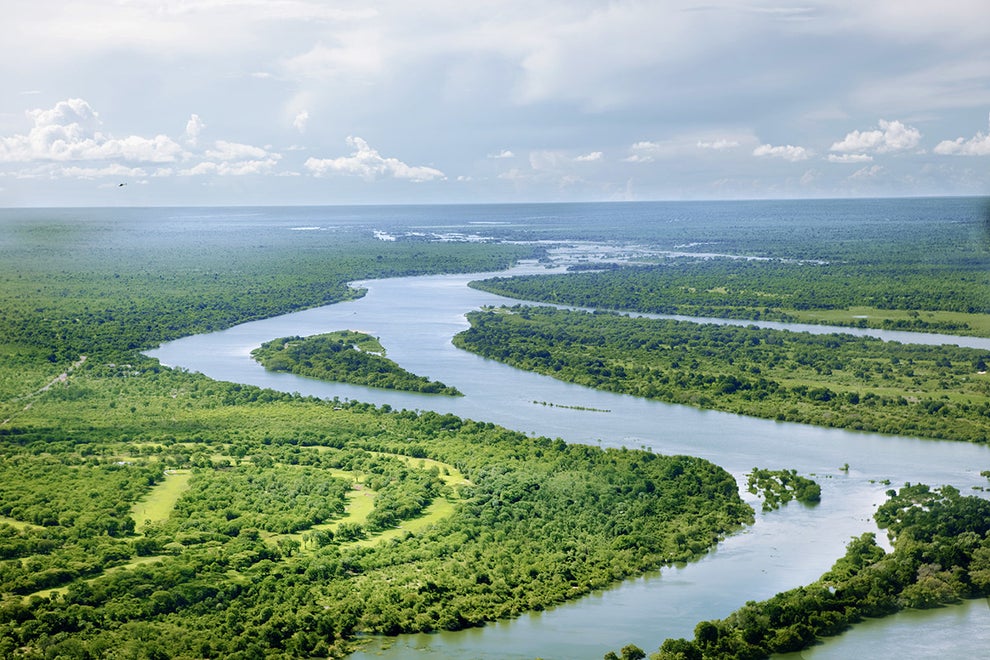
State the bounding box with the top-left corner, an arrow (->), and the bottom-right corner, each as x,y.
148,264 -> 990,659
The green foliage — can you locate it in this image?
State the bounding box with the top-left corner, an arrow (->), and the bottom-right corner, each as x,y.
0,361 -> 752,656
470,205 -> 990,336
252,331 -> 462,395
0,208 -> 533,361
453,305 -> 990,443
746,468 -> 821,512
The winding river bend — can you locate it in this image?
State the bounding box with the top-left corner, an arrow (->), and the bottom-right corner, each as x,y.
148,264 -> 990,659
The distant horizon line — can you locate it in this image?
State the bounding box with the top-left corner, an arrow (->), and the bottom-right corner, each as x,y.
2,193 -> 987,211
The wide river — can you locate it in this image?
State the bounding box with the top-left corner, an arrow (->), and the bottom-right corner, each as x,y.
148,263 -> 990,659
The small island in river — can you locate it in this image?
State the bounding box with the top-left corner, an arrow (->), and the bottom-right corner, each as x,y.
252,330 -> 463,396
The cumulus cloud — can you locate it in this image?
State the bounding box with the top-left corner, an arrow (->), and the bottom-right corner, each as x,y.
293,110 -> 310,133
0,99 -> 286,180
185,114 -> 205,145
827,153 -> 874,163
489,149 -> 515,159
934,113 -> 990,155
304,136 -> 445,182
753,144 -> 811,162
830,119 -> 921,154
0,98 -> 184,164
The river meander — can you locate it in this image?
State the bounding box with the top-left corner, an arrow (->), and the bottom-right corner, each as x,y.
148,264 -> 990,659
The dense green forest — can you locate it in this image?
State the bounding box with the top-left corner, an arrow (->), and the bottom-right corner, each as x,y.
0,208 -> 752,657
252,331 -> 461,395
470,261 -> 990,337
2,202 -> 988,658
0,362 -> 751,657
453,306 -> 990,443
634,483 -> 990,659
469,199 -> 990,337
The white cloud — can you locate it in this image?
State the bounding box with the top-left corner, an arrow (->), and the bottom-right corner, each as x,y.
753,144 -> 811,162
934,113 -> 990,155
830,119 -> 921,154
180,159 -> 280,176
850,165 -> 885,179
185,114 -> 205,145
529,150 -> 602,170
204,140 -> 273,162
575,151 -> 603,162
0,99 -> 286,180
293,110 -> 310,133
304,136 -> 446,182
59,164 -> 149,180
697,139 -> 740,150
280,33 -> 385,82
0,99 -> 184,164
489,149 -> 515,159
625,141 -> 660,163
827,153 -> 874,164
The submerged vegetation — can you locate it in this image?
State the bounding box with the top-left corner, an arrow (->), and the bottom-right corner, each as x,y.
746,468 -> 821,512
252,331 -> 462,395
453,306 -> 990,443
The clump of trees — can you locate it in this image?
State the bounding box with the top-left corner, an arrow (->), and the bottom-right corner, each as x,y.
252,331 -> 462,395
746,468 -> 821,511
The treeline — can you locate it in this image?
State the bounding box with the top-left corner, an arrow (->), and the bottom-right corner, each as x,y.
0,215 -> 533,363
638,483 -> 990,659
252,331 -> 462,395
453,306 -> 990,443
470,255 -> 989,335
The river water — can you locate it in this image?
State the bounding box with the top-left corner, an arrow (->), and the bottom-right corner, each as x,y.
148,264 -> 990,659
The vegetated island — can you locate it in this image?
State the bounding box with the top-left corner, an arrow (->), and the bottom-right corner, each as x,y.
452,305 -> 990,443
746,468 -> 821,512
468,254 -> 990,337
252,330 -> 463,396
609,482 -> 990,659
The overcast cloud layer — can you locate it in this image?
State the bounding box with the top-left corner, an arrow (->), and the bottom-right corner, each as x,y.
2,0 -> 989,206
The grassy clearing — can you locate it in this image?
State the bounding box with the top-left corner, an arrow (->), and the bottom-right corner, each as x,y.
371,452 -> 470,488
130,469 -> 192,533
24,555 -> 165,603
0,516 -> 45,531
282,455 -> 467,552
790,307 -> 990,336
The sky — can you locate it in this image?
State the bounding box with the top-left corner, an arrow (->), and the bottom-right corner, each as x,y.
2,0 -> 990,207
